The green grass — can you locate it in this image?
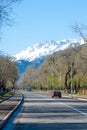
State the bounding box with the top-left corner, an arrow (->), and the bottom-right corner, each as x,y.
0,90 -> 14,101
69,93 -> 87,97
3,91 -> 13,97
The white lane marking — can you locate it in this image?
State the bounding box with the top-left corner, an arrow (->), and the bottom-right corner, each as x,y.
59,102 -> 87,116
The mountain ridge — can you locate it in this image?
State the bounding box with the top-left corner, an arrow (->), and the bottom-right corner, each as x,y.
14,39 -> 84,62
14,39 -> 84,74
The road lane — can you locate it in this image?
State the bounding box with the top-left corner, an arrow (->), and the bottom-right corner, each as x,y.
3,91 -> 87,130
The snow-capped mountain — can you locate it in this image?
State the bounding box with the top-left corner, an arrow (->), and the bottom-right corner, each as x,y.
14,39 -> 84,74
14,39 -> 84,62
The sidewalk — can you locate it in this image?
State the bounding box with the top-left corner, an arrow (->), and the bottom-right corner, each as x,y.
0,91 -> 23,129
64,93 -> 87,101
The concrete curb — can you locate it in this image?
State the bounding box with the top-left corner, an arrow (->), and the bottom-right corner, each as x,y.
0,94 -> 23,129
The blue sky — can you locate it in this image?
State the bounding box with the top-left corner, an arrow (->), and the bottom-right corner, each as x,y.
1,0 -> 87,55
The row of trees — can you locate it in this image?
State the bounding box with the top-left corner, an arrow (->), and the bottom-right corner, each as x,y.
0,56 -> 18,92
20,41 -> 87,93
0,0 -> 22,93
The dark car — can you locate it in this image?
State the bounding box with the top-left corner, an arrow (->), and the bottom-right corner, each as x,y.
52,90 -> 62,98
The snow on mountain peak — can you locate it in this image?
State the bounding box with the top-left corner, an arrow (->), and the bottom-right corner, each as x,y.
14,39 -> 84,62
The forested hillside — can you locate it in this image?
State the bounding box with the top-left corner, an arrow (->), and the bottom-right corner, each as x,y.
21,42 -> 87,94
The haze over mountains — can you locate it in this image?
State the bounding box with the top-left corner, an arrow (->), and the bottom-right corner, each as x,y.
13,39 -> 84,74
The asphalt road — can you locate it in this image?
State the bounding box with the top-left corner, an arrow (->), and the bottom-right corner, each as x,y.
2,90 -> 87,130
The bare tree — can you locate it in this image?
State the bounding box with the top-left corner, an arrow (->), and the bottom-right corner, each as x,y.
0,56 -> 18,92
62,45 -> 80,93
73,22 -> 87,74
0,0 -> 22,27
72,23 -> 87,43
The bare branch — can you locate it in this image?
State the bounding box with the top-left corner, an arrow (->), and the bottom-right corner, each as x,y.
72,22 -> 87,43
0,0 -> 22,26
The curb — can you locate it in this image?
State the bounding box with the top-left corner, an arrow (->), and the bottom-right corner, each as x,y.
0,94 -> 24,129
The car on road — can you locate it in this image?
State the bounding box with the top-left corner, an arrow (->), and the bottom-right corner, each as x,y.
51,90 -> 62,98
